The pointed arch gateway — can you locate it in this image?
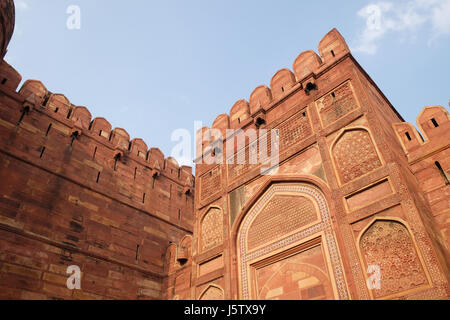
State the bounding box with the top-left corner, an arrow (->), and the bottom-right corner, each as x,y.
235,181 -> 349,300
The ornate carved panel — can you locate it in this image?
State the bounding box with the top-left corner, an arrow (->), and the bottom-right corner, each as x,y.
226,109 -> 311,182
227,139 -> 259,181
247,194 -> 319,251
200,207 -> 223,252
359,220 -> 429,299
332,129 -> 382,184
277,109 -> 312,150
199,166 -> 221,201
316,81 -> 359,127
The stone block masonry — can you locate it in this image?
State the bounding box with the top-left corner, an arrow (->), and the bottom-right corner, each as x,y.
0,0 -> 449,300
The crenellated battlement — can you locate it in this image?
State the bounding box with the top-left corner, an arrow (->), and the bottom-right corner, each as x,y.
0,10 -> 196,296
8,77 -> 194,185
0,65 -> 194,233
1,0 -> 449,300
393,105 -> 450,162
196,28 -> 350,158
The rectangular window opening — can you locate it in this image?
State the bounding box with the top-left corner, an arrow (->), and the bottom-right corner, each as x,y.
93,146 -> 97,159
1,78 -> 7,85
39,146 -> 46,159
42,95 -> 50,107
135,244 -> 140,261
405,132 -> 412,141
96,172 -> 101,183
331,50 -> 335,57
142,193 -> 146,203
46,123 -> 52,136
17,109 -> 27,125
431,118 -> 439,127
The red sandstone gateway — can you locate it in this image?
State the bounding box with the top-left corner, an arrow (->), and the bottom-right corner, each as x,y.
0,0 -> 449,300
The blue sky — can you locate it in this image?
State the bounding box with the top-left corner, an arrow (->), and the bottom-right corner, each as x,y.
6,0 -> 450,166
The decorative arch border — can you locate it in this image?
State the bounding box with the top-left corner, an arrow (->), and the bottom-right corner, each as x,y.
235,180 -> 349,300
355,216 -> 433,300
329,126 -> 385,186
198,284 -> 225,300
244,191 -> 321,253
198,205 -> 224,253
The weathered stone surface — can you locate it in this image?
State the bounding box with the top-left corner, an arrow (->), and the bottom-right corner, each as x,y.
191,28 -> 450,300
0,5 -> 448,300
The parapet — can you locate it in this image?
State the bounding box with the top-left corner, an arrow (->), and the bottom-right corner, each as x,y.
0,60 -> 21,92
416,106 -> 450,141
90,117 -> 112,139
270,68 -> 296,100
196,28 -> 351,157
6,76 -> 194,185
229,99 -> 250,129
19,80 -> 48,104
393,105 -> 450,157
249,85 -> 272,115
318,28 -> 350,65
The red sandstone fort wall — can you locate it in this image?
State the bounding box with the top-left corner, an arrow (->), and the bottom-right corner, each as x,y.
0,60 -> 194,299
0,0 -> 448,300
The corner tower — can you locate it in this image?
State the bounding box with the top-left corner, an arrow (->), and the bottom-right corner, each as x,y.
186,28 -> 450,300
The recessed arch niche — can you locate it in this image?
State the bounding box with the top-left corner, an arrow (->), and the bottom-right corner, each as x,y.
237,182 -> 349,300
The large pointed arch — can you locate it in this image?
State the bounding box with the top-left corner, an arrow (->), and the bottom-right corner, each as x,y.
230,175 -> 349,300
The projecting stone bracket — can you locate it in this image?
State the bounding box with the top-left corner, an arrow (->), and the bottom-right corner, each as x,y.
302,77 -> 318,96
151,168 -> 161,178
253,110 -> 267,128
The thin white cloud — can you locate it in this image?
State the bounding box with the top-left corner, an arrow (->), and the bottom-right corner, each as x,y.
353,0 -> 450,54
431,0 -> 450,35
